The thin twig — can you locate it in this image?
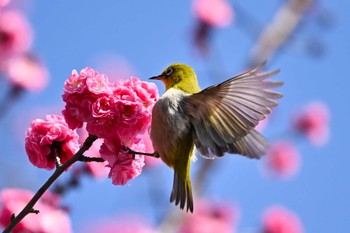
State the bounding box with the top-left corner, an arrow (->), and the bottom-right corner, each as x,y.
78,155 -> 105,163
2,134 -> 98,233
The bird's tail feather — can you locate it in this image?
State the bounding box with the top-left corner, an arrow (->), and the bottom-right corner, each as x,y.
170,171 -> 194,213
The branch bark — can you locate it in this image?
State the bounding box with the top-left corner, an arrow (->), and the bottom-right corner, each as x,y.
2,134 -> 98,233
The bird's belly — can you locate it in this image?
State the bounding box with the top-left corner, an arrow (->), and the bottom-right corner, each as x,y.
150,91 -> 190,167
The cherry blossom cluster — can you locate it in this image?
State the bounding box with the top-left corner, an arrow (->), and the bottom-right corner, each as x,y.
24,67 -> 158,186
25,114 -> 80,170
61,67 -> 158,185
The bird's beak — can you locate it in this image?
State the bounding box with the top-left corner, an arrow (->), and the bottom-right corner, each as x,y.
149,74 -> 163,80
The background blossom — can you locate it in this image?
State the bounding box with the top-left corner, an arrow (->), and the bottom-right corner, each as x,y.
0,10 -> 32,62
0,188 -> 72,233
192,0 -> 233,27
264,141 -> 300,179
178,200 -> 239,233
292,101 -> 330,146
4,54 -> 48,92
262,206 -> 304,233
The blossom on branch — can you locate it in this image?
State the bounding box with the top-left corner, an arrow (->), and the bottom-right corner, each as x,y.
62,67 -> 113,129
25,114 -> 80,170
62,68 -> 158,141
100,138 -> 145,185
62,67 -> 158,185
0,188 -> 72,233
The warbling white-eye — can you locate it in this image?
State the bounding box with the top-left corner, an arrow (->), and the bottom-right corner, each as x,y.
134,63 -> 282,213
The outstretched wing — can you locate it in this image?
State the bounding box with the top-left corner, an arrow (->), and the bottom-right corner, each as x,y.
183,64 -> 283,159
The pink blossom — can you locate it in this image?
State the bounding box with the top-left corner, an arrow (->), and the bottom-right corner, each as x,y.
62,67 -> 113,129
178,199 -> 239,233
100,138 -> 145,185
0,10 -> 32,61
0,188 -> 72,233
264,141 -> 300,179
125,77 -> 159,110
192,0 -> 234,27
262,206 -> 304,233
62,68 -> 158,142
87,76 -> 158,140
292,101 -> 330,146
25,114 -> 80,170
4,54 -> 48,91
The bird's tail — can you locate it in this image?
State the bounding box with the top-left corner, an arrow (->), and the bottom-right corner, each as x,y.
170,131 -> 195,213
170,169 -> 193,213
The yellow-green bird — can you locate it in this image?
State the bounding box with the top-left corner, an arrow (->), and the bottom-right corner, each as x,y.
149,63 -> 282,213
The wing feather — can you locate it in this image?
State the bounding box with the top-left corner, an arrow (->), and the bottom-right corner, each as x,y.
183,63 -> 282,158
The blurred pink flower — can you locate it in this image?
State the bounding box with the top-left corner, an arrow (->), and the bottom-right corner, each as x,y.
0,188 -> 72,233
83,216 -> 155,233
191,0 -> 233,55
0,10 -> 32,61
192,0 -> 234,27
262,206 -> 304,233
77,127 -> 108,179
264,141 -> 300,179
178,199 -> 239,233
292,101 -> 330,146
100,138 -> 145,185
25,114 -> 80,170
4,54 -> 48,91
0,0 -> 10,8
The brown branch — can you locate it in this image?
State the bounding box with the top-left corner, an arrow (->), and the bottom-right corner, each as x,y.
249,0 -> 314,66
78,155 -> 105,163
2,134 -> 98,233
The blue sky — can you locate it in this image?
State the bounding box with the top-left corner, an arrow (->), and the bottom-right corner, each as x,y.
1,0 -> 350,232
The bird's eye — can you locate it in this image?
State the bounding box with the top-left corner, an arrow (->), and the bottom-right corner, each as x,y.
165,68 -> 173,76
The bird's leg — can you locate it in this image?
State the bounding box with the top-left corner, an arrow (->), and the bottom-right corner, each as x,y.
122,146 -> 160,159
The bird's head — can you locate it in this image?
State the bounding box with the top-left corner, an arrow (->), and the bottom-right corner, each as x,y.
150,64 -> 200,94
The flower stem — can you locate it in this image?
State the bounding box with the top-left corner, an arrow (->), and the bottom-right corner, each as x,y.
2,134 -> 98,233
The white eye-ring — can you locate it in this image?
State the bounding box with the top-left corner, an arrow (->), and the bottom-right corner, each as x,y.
165,67 -> 173,76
